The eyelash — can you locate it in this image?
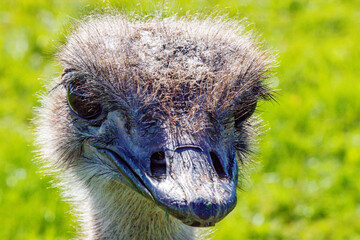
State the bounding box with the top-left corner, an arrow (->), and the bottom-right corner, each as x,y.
234,102 -> 257,128
67,82 -> 103,121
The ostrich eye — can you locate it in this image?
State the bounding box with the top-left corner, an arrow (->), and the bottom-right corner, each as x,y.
234,101 -> 257,127
67,82 -> 102,120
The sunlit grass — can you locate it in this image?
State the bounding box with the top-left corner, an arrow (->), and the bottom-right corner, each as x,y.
1,0 -> 359,239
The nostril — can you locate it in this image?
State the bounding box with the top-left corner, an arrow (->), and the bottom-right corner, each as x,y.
150,151 -> 166,179
210,151 -> 226,178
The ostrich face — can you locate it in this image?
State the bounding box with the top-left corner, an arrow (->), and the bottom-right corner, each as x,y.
40,16 -> 273,228
63,72 -> 240,227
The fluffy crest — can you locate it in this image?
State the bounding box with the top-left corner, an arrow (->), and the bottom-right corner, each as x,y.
59,14 -> 274,133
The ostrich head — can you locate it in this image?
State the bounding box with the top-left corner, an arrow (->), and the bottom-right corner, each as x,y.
36,14 -> 274,238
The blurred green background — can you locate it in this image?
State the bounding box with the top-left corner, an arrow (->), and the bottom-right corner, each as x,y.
1,0 -> 360,239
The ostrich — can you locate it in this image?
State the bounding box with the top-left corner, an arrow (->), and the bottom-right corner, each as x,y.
35,14 -> 274,240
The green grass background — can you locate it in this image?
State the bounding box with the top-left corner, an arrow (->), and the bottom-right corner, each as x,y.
1,0 -> 359,239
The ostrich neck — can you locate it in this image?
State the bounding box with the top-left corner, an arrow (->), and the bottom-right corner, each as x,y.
75,179 -> 198,240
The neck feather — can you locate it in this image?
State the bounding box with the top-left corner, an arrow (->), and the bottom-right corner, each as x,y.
64,174 -> 201,240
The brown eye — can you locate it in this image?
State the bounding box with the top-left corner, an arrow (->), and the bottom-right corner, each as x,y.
234,101 -> 257,127
67,82 -> 102,120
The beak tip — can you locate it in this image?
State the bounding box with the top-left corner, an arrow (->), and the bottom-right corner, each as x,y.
190,199 -> 218,221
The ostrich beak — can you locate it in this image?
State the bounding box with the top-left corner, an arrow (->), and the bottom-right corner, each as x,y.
91,138 -> 238,227
145,146 -> 238,227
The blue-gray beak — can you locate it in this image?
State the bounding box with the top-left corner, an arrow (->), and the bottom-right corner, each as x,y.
93,138 -> 238,227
